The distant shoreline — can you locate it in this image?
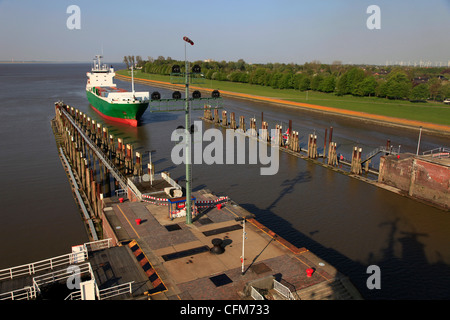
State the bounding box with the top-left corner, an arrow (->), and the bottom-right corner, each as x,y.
0,61 -> 123,64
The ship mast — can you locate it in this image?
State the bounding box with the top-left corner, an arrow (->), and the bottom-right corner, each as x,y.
131,64 -> 135,95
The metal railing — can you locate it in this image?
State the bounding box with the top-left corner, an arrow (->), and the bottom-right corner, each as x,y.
0,250 -> 87,281
127,178 -> 142,200
161,171 -> 182,190
115,189 -> 128,197
0,286 -> 36,301
0,239 -> 114,300
64,290 -> 82,301
60,107 -> 128,190
250,286 -> 264,300
362,145 -> 400,164
32,262 -> 94,293
83,239 -> 112,252
98,281 -> 134,300
423,147 -> 450,158
64,281 -> 134,300
273,279 -> 296,300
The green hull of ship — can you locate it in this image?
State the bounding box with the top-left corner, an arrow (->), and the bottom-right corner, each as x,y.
86,90 -> 149,122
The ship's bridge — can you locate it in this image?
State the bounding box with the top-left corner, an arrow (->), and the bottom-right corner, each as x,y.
86,68 -> 116,89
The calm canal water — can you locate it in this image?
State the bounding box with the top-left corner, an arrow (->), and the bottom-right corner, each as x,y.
0,63 -> 449,299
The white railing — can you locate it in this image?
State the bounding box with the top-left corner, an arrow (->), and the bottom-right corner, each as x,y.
0,250 -> 87,281
273,280 -> 295,300
161,172 -> 182,190
250,286 -> 264,300
83,239 -> 112,253
127,178 -> 142,200
98,281 -> 134,300
115,189 -> 128,197
0,239 -> 115,300
64,290 -> 82,301
33,262 -> 93,293
64,281 -> 134,301
0,286 -> 36,301
423,147 -> 450,158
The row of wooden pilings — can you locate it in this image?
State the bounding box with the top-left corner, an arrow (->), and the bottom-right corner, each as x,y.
53,103 -> 152,218
203,106 -> 367,174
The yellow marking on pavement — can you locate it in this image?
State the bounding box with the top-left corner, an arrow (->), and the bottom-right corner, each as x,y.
117,205 -> 141,239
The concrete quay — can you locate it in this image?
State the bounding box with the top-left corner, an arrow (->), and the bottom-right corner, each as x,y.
99,189 -> 363,300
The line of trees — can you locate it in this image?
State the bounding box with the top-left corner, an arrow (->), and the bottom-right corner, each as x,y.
122,55 -> 144,69
139,56 -> 450,102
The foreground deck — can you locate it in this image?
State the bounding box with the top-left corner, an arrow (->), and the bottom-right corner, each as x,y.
99,189 -> 363,300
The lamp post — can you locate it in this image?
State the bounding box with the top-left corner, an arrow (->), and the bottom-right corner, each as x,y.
183,36 -> 194,224
145,150 -> 155,185
147,36 -> 222,224
235,216 -> 249,275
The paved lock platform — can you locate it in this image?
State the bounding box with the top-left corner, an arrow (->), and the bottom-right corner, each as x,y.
99,189 -> 363,300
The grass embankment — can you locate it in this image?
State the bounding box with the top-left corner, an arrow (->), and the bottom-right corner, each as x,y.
116,70 -> 450,129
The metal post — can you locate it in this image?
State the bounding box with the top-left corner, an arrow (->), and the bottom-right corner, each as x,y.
416,126 -> 422,156
236,217 -> 248,275
185,41 -> 192,224
241,218 -> 246,274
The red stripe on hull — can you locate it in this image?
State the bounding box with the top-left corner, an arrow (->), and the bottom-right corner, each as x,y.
90,104 -> 138,127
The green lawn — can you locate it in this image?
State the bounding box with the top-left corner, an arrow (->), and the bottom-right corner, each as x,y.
117,70 -> 450,126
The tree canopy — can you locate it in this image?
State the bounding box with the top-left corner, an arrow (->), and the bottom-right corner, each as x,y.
138,56 -> 450,102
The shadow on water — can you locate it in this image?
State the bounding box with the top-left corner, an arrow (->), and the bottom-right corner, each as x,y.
239,174 -> 450,300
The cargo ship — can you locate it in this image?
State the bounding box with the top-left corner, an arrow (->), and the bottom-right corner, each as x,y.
86,55 -> 149,127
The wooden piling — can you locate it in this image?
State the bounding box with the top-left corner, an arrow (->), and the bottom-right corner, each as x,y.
250,118 -> 257,136
134,152 -> 143,176
351,147 -> 362,174
307,134 -> 318,158
239,116 -> 246,132
328,142 -> 338,166
230,112 -> 236,130
214,109 -> 220,124
221,110 -> 227,127
288,120 -> 293,148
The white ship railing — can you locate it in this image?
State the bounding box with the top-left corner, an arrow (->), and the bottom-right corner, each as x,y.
32,262 -> 93,294
0,250 -> 87,281
64,281 -> 134,301
0,286 -> 37,301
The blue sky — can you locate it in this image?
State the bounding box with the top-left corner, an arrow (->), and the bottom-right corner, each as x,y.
1,0 -> 450,65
